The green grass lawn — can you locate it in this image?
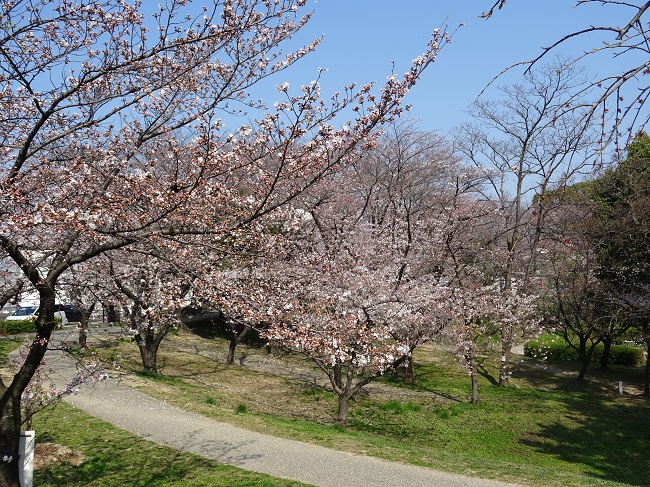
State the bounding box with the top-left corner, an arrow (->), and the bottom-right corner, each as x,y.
32,402 -> 314,487
0,336 -> 23,366
5,331 -> 650,487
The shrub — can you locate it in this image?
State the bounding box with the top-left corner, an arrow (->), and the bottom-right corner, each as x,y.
524,335 -> 645,366
524,335 -> 579,361
593,344 -> 645,367
0,319 -> 36,335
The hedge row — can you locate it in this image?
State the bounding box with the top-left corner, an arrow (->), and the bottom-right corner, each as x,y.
524,335 -> 645,367
0,320 -> 37,335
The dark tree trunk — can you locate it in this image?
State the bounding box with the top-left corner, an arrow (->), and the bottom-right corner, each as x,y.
226,323 -> 248,366
0,290 -> 56,487
576,335 -> 595,381
469,356 -> 480,405
135,325 -> 166,373
337,394 -> 350,424
643,323 -> 650,396
78,321 -> 88,350
0,386 -> 21,487
139,345 -> 158,373
77,303 -> 96,350
331,363 -> 351,424
576,359 -> 590,381
226,339 -> 237,366
106,304 -> 118,324
600,336 -> 613,370
403,355 -> 416,386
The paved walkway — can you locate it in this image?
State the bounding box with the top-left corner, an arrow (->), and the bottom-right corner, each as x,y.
35,329 -> 521,487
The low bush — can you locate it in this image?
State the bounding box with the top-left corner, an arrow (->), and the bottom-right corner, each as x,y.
0,319 -> 36,335
594,344 -> 645,367
524,335 -> 578,361
524,334 -> 644,366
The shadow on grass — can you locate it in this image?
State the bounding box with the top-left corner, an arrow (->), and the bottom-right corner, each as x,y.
36,452 -> 287,487
33,403 -> 309,487
36,455 -> 206,487
519,392 -> 650,486
511,356 -> 645,397
476,357 -> 499,386
508,357 -> 650,486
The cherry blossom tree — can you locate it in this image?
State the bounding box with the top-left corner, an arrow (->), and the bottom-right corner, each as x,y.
105,248 -> 193,373
254,124 -> 465,419
455,59 -> 596,386
433,194 -> 501,404
0,0 -> 451,482
348,119 -> 462,384
58,263 -> 108,349
261,231 -> 412,424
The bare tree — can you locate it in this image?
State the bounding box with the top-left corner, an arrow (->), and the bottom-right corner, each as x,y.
484,1 -> 650,146
455,59 -> 598,386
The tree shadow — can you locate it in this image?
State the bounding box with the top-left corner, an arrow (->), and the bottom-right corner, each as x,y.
520,393 -> 650,486
476,357 -> 499,385
511,357 -> 650,486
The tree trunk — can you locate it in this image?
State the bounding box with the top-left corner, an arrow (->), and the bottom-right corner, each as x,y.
336,394 -> 350,424
226,338 -> 237,366
600,336 -> 612,370
330,363 -> 351,424
0,387 -> 21,487
499,336 -> 512,387
403,355 -> 416,385
576,336 -> 593,381
643,323 -> 650,396
576,359 -> 590,381
139,346 -> 158,373
77,303 -> 96,350
0,290 -> 57,486
106,304 -> 118,324
469,356 -> 480,405
226,323 -> 248,366
135,325 -> 166,373
78,323 -> 88,349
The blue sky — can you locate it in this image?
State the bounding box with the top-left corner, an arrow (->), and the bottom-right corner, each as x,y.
248,1 -> 639,136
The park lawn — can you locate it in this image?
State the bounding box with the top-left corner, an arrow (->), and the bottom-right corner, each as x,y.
1,334 -> 311,487
32,401 -> 314,487
0,336 -> 23,367
89,331 -> 650,487
4,329 -> 649,487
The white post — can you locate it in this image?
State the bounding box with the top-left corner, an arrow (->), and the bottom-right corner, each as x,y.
618,381 -> 624,395
19,431 -> 35,487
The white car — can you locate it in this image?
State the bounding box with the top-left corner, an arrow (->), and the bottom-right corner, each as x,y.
5,305 -> 38,321
6,305 -> 68,325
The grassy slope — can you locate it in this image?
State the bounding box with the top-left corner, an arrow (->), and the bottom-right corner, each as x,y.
94,331 -> 650,487
2,335 -> 312,487
5,330 -> 650,487
32,402 -> 314,487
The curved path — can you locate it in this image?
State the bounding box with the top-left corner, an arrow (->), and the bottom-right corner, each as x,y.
37,328 -> 520,487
